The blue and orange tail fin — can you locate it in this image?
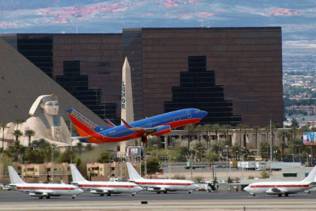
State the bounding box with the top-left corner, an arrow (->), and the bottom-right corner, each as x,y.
66,108 -> 112,142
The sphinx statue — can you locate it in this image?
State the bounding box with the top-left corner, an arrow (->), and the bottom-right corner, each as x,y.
2,95 -> 71,147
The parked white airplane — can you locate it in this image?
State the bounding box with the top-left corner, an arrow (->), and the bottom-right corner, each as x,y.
69,164 -> 142,196
126,162 -> 198,194
244,166 -> 316,197
8,166 -> 83,199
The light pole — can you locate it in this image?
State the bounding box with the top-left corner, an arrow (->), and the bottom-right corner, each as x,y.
144,151 -> 147,177
309,154 -> 312,167
310,146 -> 313,166
269,120 -> 273,175
1,126 -> 4,151
269,120 -> 273,161
225,145 -> 229,179
165,136 -> 170,179
69,121 -> 73,164
190,156 -> 193,180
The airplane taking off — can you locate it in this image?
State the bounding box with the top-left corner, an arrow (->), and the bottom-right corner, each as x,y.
126,162 -> 198,194
244,166 -> 316,197
67,108 -> 207,144
69,164 -> 142,196
8,166 -> 83,199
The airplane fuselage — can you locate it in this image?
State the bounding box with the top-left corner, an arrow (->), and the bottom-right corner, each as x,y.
14,183 -> 83,197
75,181 -> 142,195
244,181 -> 312,195
131,179 -> 198,193
70,108 -> 207,143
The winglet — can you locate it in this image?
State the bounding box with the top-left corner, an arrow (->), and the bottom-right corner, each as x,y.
121,119 -> 132,128
105,119 -> 116,127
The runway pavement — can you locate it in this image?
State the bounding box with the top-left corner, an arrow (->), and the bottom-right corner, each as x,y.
1,191 -> 316,210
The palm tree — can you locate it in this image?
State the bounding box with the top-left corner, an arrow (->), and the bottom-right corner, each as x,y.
236,124 -> 243,147
278,129 -> 291,161
184,124 -> 197,151
24,129 -> 35,147
195,125 -> 203,142
201,125 -> 211,152
76,142 -> 83,154
11,130 -> 23,162
13,130 -> 23,143
207,124 -> 221,146
267,121 -> 278,161
222,124 -> 232,146
254,127 -> 259,156
0,122 -> 8,151
232,144 -> 242,160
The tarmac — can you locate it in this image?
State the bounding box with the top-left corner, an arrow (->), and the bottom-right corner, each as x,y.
1,191 -> 316,210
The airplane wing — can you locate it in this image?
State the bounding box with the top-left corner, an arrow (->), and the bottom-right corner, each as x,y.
121,119 -> 171,135
71,136 -> 92,140
266,187 -> 288,194
105,119 -> 116,127
28,189 -> 54,197
90,188 -> 116,194
146,185 -> 170,192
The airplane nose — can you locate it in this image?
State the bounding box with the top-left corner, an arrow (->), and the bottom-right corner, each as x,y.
136,186 -> 143,192
244,185 -> 250,192
193,184 -> 200,190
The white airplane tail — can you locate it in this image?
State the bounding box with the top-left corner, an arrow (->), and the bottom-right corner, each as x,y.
69,164 -> 89,183
126,162 -> 143,181
302,165 -> 316,183
8,166 -> 25,185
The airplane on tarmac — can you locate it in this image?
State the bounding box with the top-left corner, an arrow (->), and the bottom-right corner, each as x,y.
67,108 -> 207,144
69,164 -> 142,196
126,162 -> 198,194
8,166 -> 83,199
244,165 -> 316,197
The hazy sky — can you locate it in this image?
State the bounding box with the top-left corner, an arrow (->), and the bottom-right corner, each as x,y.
0,0 -> 315,71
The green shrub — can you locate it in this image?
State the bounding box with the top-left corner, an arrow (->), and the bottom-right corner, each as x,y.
260,170 -> 270,179
98,151 -> 113,163
172,175 -> 186,180
193,176 -> 204,183
146,157 -> 160,174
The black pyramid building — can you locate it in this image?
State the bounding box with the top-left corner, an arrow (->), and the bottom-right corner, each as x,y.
165,56 -> 241,125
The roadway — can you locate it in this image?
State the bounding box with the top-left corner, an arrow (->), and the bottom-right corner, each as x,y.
2,190 -> 316,201
1,191 -> 316,210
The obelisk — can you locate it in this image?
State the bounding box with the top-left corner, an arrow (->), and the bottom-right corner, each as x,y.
120,57 -> 134,156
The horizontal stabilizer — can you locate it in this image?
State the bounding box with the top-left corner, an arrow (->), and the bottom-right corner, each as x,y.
121,120 -> 171,136
71,136 -> 92,140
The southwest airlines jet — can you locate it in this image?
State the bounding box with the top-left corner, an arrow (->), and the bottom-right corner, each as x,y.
8,166 -> 83,199
244,166 -> 316,197
70,164 -> 142,196
67,108 -> 207,144
126,162 -> 198,194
